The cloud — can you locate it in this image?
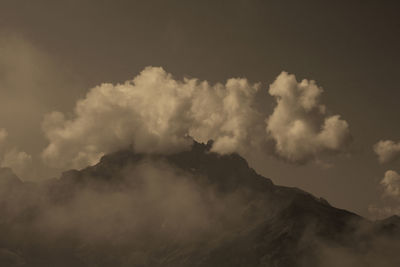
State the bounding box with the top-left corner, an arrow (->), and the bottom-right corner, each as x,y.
42,67 -> 350,169
368,170 -> 400,219
0,33 -> 83,175
266,72 -> 351,163
0,149 -> 32,177
0,128 -> 32,178
370,139 -> 400,218
381,170 -> 400,198
373,140 -> 400,164
42,67 -> 263,169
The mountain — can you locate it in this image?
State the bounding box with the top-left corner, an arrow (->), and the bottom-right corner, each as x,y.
0,141 -> 399,267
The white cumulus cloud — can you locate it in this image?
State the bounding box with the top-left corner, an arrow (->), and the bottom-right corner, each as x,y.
369,170 -> 400,219
42,67 -> 263,169
41,68 -> 351,169
381,170 -> 400,198
266,72 -> 351,163
373,140 -> 400,164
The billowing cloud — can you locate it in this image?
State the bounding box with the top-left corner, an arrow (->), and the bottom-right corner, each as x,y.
373,140 -> 400,164
42,67 -> 262,169
0,128 -> 32,178
266,72 -> 351,163
370,139 -> 400,218
42,68 -> 351,169
369,170 -> 400,219
381,170 -> 400,198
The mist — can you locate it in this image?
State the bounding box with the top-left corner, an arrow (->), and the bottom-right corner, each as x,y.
1,148 -> 399,266
0,159 -> 258,266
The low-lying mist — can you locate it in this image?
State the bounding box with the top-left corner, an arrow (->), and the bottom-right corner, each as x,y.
0,152 -> 399,267
0,160 -> 260,266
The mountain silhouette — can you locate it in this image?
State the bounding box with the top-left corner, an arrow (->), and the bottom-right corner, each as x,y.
0,141 -> 399,267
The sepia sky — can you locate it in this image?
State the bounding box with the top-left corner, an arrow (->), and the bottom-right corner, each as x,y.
0,0 -> 399,218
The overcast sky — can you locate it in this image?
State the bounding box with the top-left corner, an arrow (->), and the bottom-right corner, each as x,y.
0,0 -> 399,218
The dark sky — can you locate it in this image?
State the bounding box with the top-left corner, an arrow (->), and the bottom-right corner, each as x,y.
0,0 -> 399,217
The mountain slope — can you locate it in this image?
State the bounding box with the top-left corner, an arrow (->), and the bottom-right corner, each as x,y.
0,142 -> 399,267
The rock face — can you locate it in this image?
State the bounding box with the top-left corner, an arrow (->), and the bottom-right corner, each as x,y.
0,142 -> 399,267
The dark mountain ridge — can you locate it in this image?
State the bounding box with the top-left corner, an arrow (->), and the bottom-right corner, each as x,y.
0,141 -> 399,266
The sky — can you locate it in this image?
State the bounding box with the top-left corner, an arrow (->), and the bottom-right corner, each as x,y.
0,0 -> 399,218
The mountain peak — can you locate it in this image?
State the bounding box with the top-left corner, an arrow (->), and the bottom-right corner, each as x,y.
1,143 -> 399,266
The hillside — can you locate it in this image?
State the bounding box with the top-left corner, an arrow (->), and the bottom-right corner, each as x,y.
0,142 -> 399,267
